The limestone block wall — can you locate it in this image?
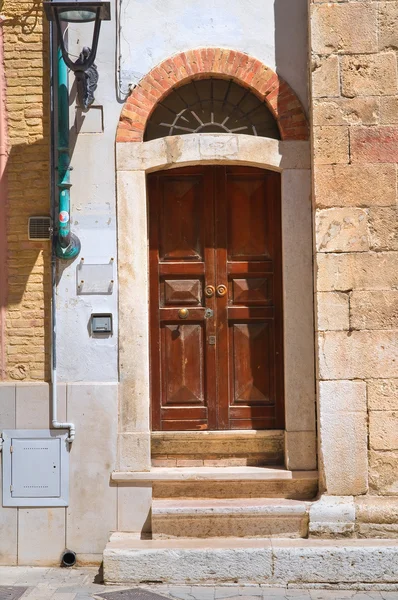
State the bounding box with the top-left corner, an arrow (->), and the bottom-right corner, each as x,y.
311,0 -> 398,497
0,1 -> 50,382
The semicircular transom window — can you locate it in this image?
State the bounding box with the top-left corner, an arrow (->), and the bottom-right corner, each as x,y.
144,78 -> 281,141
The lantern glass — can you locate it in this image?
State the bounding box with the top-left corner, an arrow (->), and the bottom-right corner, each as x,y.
57,8 -> 97,22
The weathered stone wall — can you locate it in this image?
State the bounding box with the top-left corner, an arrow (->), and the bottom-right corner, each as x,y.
311,0 -> 398,497
1,1 -> 50,381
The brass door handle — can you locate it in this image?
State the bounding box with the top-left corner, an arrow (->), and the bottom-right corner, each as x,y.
216,284 -> 227,297
205,285 -> 215,298
178,308 -> 189,319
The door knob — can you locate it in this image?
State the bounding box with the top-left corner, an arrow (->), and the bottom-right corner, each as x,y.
216,284 -> 227,297
178,308 -> 189,319
205,285 -> 215,298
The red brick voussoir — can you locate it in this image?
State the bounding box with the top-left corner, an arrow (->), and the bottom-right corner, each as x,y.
116,48 -> 308,143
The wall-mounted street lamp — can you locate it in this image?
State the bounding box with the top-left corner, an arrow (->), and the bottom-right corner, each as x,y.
44,1 -> 111,108
42,0 -> 111,263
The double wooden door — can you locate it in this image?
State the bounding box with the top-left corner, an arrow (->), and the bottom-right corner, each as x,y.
149,166 -> 284,431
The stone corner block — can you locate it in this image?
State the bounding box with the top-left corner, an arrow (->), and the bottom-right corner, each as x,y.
117,483 -> 152,534
319,404 -> 368,495
285,431 -> 317,471
368,379 -> 398,411
314,126 -> 349,165
317,291 -> 349,331
312,3 -> 378,56
312,55 -> 340,99
355,495 -> 398,525
369,411 -> 398,451
309,495 -> 355,538
369,450 -> 398,495
342,54 -> 397,99
315,208 -> 369,253
319,379 -> 367,413
318,330 -> 398,380
117,432 -> 151,472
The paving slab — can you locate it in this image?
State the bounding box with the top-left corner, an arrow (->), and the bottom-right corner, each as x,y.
160,589 -> 192,600
1,568 -> 398,599
309,593 -> 356,599
13,571 -> 52,586
215,590 -> 249,599
0,588 -> 29,600
97,590 -> 171,600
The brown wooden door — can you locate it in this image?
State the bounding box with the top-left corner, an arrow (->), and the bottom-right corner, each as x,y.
149,166 -> 284,431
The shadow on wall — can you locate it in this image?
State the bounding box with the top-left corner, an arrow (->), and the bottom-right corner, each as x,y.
1,1 -> 52,382
274,0 -> 309,113
1,0 -> 43,33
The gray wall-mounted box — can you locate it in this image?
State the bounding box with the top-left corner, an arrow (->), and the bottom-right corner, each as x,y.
91,313 -> 113,334
2,430 -> 69,507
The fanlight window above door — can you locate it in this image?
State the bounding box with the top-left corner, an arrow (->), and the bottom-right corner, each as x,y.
144,78 -> 281,141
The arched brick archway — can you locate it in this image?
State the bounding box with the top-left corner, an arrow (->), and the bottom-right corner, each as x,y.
116,48 -> 308,142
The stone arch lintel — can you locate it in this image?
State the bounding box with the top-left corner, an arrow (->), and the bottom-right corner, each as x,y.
116,134 -> 311,173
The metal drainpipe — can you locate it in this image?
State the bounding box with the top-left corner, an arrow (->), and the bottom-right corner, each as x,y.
56,46 -> 80,259
50,22 -> 75,442
0,16 -> 8,382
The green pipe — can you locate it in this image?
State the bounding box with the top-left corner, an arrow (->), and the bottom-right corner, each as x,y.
56,48 -> 80,260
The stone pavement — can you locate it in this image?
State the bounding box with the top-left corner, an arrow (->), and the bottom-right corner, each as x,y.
0,568 -> 398,600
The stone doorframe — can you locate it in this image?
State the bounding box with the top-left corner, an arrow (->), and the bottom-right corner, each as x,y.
115,133 -> 316,473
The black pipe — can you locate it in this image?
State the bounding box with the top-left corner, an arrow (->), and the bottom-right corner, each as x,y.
61,549 -> 77,568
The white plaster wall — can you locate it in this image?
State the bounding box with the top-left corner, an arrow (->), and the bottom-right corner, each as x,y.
56,16 -> 120,382
120,0 -> 309,108
54,0 -> 308,381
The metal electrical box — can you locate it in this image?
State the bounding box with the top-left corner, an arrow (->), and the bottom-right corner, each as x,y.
2,430 -> 69,507
91,313 -> 113,334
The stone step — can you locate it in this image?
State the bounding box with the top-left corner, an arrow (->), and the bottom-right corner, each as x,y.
152,497 -> 309,539
103,535 -> 398,585
112,466 -> 318,500
151,430 -> 284,467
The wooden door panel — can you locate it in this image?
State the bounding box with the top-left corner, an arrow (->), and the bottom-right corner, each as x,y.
160,178 -> 204,261
231,276 -> 273,305
229,406 -> 277,430
160,307 -> 206,320
159,263 -> 205,276
227,306 -> 275,320
228,261 -> 273,275
229,321 -> 274,405
161,323 -> 205,406
163,279 -> 202,306
227,178 -> 272,260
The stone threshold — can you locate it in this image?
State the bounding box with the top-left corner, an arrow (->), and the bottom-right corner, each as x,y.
151,430 -> 285,467
103,536 -> 398,586
151,497 -> 310,538
111,466 -> 318,482
152,497 -> 310,515
151,430 -> 285,437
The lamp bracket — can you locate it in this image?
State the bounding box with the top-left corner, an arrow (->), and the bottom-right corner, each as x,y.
74,47 -> 99,109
